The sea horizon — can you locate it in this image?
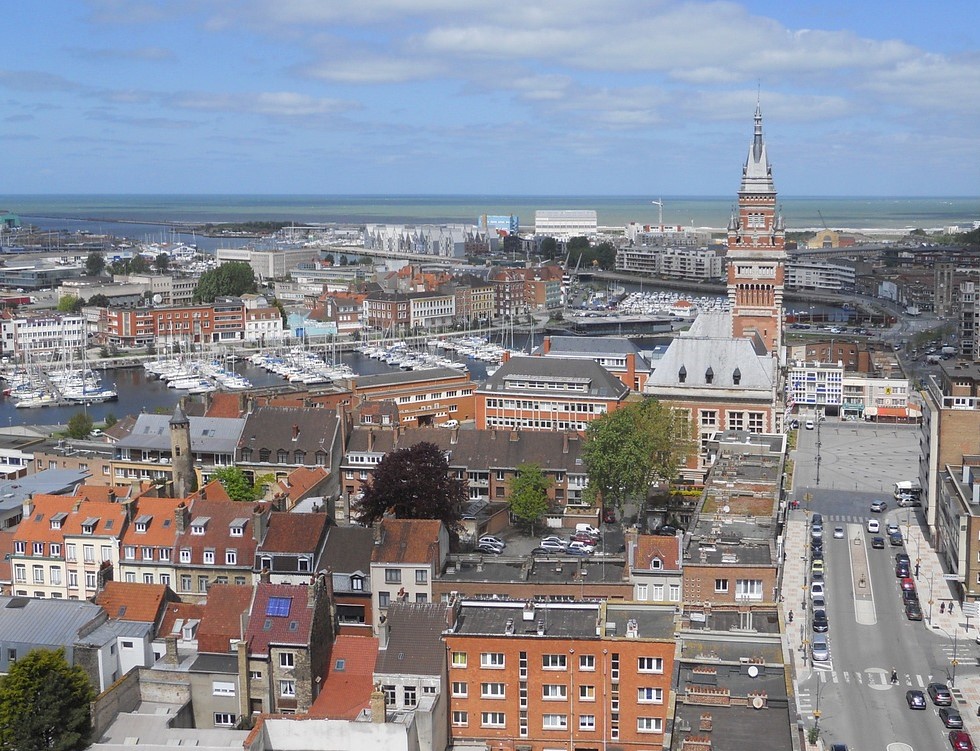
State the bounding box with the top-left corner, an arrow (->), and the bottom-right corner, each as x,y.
1,193 -> 977,235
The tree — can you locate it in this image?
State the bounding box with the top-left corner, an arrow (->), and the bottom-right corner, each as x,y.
194,261 -> 258,302
86,293 -> 111,309
154,252 -> 171,273
212,466 -> 262,502
66,412 -> 93,440
84,251 -> 105,277
103,413 -> 118,428
57,295 -> 81,313
273,298 -> 288,326
0,647 -> 94,751
507,463 -> 552,535
583,399 -> 691,515
354,442 -> 467,535
539,236 -> 558,259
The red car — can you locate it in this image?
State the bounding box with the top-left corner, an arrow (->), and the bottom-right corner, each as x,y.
900,578 -> 916,592
950,730 -> 974,751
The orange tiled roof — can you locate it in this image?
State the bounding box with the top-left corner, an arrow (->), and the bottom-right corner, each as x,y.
205,393 -> 243,419
197,584 -> 255,653
13,495 -> 78,546
120,496 -> 187,549
74,484 -> 133,503
308,635 -> 379,720
158,600 -> 206,639
278,466 -> 329,501
634,534 -> 682,572
96,581 -> 170,623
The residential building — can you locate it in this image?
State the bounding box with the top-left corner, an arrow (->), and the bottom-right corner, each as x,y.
103,299 -> 252,348
615,245 -> 725,282
363,223 -> 483,258
362,292 -> 410,332
242,576 -> 335,716
0,309 -> 86,360
353,367 -> 476,427
537,335 -> 653,392
236,405 -> 343,485
0,433 -> 45,479
253,511 -> 331,585
488,268 -> 528,319
116,496 -> 188,588
628,533 -> 683,604
321,526 -> 375,634
370,519 -> 449,632
171,499 -> 271,600
0,468 -> 91,530
216,246 -> 321,281
408,292 -> 456,330
444,598 -> 676,750
785,259 -> 856,292
477,355 -> 630,433
534,209 -> 598,238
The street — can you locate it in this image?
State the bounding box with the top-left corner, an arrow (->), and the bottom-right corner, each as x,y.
790,420 -> 978,749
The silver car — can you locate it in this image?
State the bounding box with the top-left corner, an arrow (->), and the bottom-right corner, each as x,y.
811,636 -> 830,662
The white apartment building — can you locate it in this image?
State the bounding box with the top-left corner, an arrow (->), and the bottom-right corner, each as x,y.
410,293 -> 456,330
216,247 -> 319,281
0,311 -> 86,360
785,260 -> 856,292
533,210 -> 598,239
615,245 -> 725,281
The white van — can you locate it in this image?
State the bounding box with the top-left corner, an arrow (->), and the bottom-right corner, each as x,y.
867,519 -> 880,534
575,523 -> 601,538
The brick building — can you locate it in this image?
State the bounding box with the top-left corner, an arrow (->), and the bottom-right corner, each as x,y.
353,367 -> 476,428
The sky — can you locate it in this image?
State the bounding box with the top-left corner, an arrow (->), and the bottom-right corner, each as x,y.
1,1 -> 978,197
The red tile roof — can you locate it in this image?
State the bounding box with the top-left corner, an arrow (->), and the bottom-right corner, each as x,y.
75,484 -> 133,502
96,581 -> 170,623
278,466 -> 329,503
633,534 -> 682,572
371,518 -> 443,565
119,496 -> 186,549
158,601 -> 206,639
244,582 -> 317,657
197,584 -> 255,653
205,393 -> 243,419
259,512 -> 330,556
172,498 -> 268,566
308,635 -> 379,720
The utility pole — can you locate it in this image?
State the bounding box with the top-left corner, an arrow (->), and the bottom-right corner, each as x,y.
815,410 -> 822,486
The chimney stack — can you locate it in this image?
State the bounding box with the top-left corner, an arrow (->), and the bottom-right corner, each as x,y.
370,684 -> 387,723
563,432 -> 569,454
292,424 -> 300,441
174,502 -> 190,533
252,504 -> 267,543
163,635 -> 180,665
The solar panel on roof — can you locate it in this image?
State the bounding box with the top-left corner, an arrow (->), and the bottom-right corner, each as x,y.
266,596 -> 292,617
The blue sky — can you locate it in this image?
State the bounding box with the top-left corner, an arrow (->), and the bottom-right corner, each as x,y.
1,0 -> 978,196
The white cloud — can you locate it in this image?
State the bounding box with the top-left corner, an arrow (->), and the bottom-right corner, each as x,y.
171,91 -> 355,117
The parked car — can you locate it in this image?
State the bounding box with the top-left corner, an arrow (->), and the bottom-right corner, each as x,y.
575,523 -> 601,537
476,543 -> 502,555
872,536 -> 885,549
478,535 -> 505,549
905,602 -> 923,620
564,545 -> 591,557
572,531 -> 599,544
805,420 -> 815,430
901,578 -> 917,592
602,508 -> 617,524
811,525 -> 824,539
929,683 -> 954,706
890,532 -> 904,547
949,730 -> 974,751
902,589 -> 919,604
812,560 -> 825,576
538,538 -> 567,552
940,708 -> 964,729
812,595 -> 826,610
812,609 -> 829,632
887,523 -> 900,536
870,500 -> 888,513
906,690 -> 927,709
438,419 -> 459,429
896,563 -> 911,578
530,547 -> 552,555
867,519 -> 880,534
896,552 -> 911,565
811,636 -> 829,661
567,540 -> 596,554
811,582 -> 825,599
654,525 -> 679,536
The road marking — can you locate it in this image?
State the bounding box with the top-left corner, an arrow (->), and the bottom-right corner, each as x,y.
856,672 -> 863,684
866,667 -> 891,690
848,522 -> 877,625
843,671 -> 851,683
916,674 -> 924,687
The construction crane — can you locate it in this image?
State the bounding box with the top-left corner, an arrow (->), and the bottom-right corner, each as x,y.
651,198 -> 664,228
818,210 -> 829,230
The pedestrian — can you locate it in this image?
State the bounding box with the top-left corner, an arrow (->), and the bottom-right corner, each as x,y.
891,667 -> 898,684
941,602 -> 946,614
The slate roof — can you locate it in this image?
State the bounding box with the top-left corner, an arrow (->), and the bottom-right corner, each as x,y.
237,406 -> 340,462
320,526 -> 374,576
355,367 -> 470,390
115,414 -> 245,454
345,425 -> 586,472
0,469 -> 89,517
479,355 -> 630,400
197,584 -> 255,653
375,601 -> 448,677
372,519 -> 443,566
541,335 -> 652,368
95,581 -> 171,624
308,635 -> 379,720
244,582 -> 316,657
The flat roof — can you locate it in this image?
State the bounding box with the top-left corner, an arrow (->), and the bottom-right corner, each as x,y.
454,600 -> 600,639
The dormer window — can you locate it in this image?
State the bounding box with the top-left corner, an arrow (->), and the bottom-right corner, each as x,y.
229,518 -> 247,537
351,575 -> 364,591
50,512 -> 68,530
81,517 -> 99,535
298,557 -> 311,573
732,368 -> 742,386
704,367 -> 714,385
190,517 -> 209,535
678,365 -> 687,384
651,557 -> 663,570
134,514 -> 151,534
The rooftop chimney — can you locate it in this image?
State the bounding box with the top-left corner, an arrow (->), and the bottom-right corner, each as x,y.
252,505 -> 267,543
174,502 -> 190,533
370,684 -> 387,723
292,424 -> 300,441
163,635 -> 180,666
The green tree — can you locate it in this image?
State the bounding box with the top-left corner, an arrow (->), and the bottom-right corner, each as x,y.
212,466 -> 261,502
154,253 -> 171,273
354,442 -> 467,536
583,399 -> 690,515
0,647 -> 94,751
57,295 -> 81,313
66,412 -> 93,440
194,262 -> 258,303
507,463 -> 552,535
539,236 -> 558,259
103,413 -> 118,428
273,298 -> 288,326
86,293 -> 111,308
84,251 -> 105,277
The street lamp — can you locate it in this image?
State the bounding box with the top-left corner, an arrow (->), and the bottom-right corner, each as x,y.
934,624 -> 959,687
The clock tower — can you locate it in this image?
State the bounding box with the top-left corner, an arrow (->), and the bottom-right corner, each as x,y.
727,102 -> 785,354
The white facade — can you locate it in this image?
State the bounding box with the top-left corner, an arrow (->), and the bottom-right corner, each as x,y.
786,361 -> 843,411
785,260 -> 856,292
616,245 -> 725,281
0,312 -> 86,359
534,210 -> 598,239
409,295 -> 456,329
363,224 -> 478,258
216,247 -> 317,281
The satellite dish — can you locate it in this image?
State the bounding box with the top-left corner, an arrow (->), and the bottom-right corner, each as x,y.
747,665 -> 759,678
751,695 -> 764,709
722,505 -> 730,514
152,293 -> 163,304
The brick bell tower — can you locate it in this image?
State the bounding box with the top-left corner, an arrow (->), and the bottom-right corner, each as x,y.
727,100 -> 785,354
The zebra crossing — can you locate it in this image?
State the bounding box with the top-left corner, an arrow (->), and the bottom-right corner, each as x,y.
820,513 -> 879,524
808,669 -> 936,687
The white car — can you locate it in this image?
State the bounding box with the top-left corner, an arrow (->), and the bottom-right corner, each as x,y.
567,540 -> 595,554
478,535 -> 505,550
438,419 -> 459,429
805,420 -> 815,430
810,581 -> 825,599
833,527 -> 845,539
